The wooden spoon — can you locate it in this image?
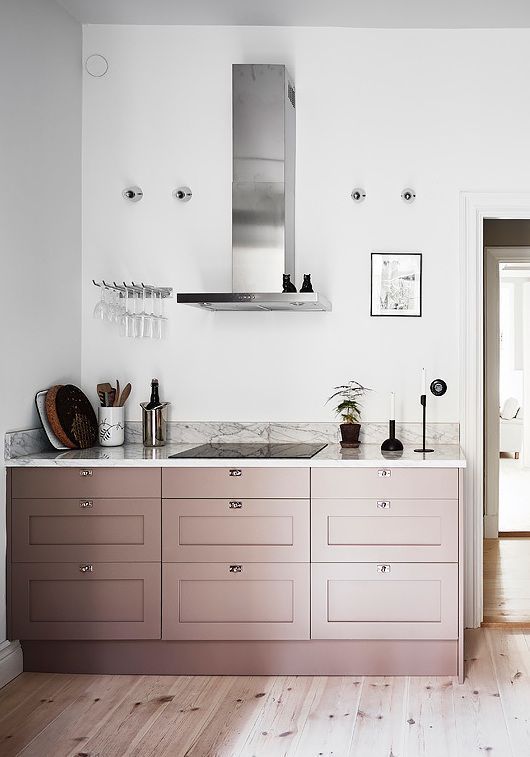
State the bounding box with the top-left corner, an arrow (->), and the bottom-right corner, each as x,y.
114,379 -> 120,407
118,383 -> 131,407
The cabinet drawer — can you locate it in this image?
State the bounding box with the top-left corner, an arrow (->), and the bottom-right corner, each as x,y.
312,499 -> 458,562
12,499 -> 161,562
162,467 -> 309,499
11,468 -> 160,499
163,562 -> 309,640
12,563 -> 161,640
163,499 -> 309,562
311,562 -> 458,640
311,468 -> 458,500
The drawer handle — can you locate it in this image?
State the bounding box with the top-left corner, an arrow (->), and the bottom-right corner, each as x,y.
229,501 -> 243,509
79,500 -> 93,509
377,469 -> 391,478
229,469 -> 242,477
79,564 -> 94,573
79,469 -> 93,477
377,500 -> 391,509
377,564 -> 391,574
229,564 -> 242,573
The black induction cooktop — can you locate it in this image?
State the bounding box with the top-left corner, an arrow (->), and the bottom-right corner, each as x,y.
169,442 -> 327,459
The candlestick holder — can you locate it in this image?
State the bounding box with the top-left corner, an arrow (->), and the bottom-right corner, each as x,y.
381,420 -> 403,452
414,394 -> 434,453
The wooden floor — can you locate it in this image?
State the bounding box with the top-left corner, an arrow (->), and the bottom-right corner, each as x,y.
483,537 -> 530,625
1,629 -> 530,756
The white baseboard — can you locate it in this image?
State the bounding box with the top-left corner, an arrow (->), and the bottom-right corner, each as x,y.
0,640 -> 23,689
484,513 -> 499,539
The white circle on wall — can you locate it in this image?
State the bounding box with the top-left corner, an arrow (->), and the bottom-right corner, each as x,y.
85,54 -> 108,77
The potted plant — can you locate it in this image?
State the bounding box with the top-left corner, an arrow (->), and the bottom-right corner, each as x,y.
327,380 -> 370,448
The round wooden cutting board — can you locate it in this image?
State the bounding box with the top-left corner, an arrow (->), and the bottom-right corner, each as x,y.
45,384 -> 98,449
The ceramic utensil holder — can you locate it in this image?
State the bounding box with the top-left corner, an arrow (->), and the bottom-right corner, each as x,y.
141,402 -> 169,447
98,406 -> 125,447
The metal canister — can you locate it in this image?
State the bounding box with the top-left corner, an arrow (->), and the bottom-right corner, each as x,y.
140,402 -> 169,447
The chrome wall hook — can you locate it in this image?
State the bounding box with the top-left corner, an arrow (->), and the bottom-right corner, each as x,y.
173,186 -> 192,202
122,186 -> 143,202
401,187 -> 416,203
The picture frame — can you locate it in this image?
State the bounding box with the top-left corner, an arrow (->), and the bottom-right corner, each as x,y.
370,252 -> 422,317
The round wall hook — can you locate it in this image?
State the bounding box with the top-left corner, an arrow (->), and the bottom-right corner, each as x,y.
122,186 -> 143,202
351,187 -> 366,203
401,187 -> 416,203
85,54 -> 108,77
173,186 -> 192,203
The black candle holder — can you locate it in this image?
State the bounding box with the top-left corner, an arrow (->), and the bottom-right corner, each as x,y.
381,420 -> 403,452
414,394 -> 434,453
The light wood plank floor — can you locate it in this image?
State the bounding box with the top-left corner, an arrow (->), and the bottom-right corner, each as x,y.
1,629 -> 530,756
483,538 -> 530,625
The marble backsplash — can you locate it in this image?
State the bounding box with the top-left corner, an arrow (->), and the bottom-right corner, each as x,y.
5,421 -> 460,460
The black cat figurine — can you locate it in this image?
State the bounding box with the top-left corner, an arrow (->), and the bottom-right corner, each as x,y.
282,274 -> 297,293
300,274 -> 314,293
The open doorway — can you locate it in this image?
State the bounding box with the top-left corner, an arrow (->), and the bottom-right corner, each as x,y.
483,220 -> 530,625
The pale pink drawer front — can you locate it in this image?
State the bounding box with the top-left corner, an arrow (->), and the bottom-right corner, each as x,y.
163,562 -> 310,640
162,467 -> 309,499
11,499 -> 161,563
311,563 -> 458,640
311,499 -> 458,562
11,468 -> 161,499
12,562 -> 161,640
311,468 -> 458,500
162,499 -> 309,562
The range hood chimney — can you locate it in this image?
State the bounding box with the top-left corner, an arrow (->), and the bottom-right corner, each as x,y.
177,64 -> 331,312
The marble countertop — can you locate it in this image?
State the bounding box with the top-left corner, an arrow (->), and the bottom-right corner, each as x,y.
5,443 -> 466,468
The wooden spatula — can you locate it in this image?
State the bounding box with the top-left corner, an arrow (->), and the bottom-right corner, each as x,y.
114,379 -> 121,407
97,383 -> 113,406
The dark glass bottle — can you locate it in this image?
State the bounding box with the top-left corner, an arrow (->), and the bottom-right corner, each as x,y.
145,378 -> 161,410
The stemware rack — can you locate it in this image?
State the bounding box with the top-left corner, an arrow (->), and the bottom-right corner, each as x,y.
92,280 -> 173,298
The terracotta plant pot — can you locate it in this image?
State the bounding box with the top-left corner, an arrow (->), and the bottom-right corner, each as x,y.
340,422 -> 361,448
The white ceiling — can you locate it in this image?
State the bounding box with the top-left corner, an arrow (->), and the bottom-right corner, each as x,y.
55,0 -> 530,28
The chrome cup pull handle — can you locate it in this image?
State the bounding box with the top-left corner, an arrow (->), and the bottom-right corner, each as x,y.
79,500 -> 94,509
229,501 -> 243,509
229,564 -> 242,573
229,469 -> 242,477
79,564 -> 94,573
377,564 -> 391,574
377,500 -> 391,509
80,469 -> 93,477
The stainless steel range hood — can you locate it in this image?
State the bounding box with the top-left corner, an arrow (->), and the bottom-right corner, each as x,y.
177,64 -> 331,312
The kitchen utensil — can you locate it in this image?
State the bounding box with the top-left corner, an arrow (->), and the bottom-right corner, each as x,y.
34,390 -> 69,450
107,388 -> 116,408
97,383 -> 113,406
115,379 -> 121,407
118,383 -> 131,407
45,385 -> 98,449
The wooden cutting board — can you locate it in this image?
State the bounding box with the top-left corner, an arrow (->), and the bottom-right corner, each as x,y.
45,385 -> 98,449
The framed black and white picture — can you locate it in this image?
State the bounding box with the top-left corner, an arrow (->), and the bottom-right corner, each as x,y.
370,252 -> 422,317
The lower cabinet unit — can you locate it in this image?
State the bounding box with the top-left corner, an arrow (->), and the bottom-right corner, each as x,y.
162,562 -> 310,640
311,562 -> 458,640
12,562 -> 161,640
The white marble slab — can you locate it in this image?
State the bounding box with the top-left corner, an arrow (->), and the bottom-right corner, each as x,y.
4,428 -> 51,459
123,421 -> 459,445
5,442 -> 466,468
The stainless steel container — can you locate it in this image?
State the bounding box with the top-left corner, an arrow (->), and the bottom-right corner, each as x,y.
140,402 -> 169,447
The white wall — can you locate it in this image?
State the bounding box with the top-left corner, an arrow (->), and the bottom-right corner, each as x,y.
82,26 -> 530,424
0,0 -> 81,673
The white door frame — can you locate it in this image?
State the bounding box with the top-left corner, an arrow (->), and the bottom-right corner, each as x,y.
460,192 -> 530,628
484,247 -> 530,539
